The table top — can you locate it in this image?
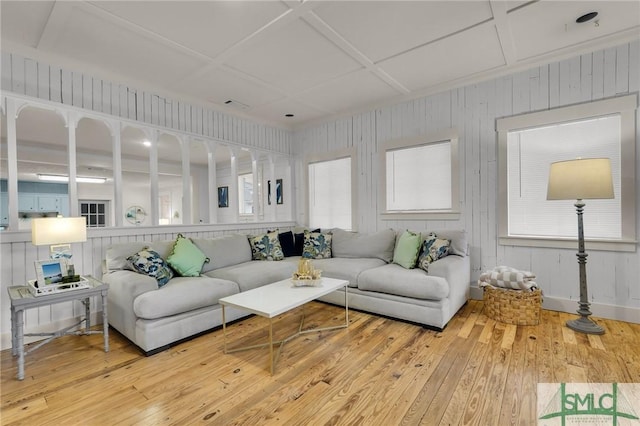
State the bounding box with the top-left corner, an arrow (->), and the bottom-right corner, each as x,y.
8,276 -> 108,308
219,277 -> 348,318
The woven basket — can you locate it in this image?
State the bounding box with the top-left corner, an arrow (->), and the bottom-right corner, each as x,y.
482,285 -> 542,326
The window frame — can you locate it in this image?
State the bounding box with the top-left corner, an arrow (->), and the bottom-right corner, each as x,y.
305,147 -> 357,231
497,94 -> 637,252
79,200 -> 109,228
380,129 -> 460,221
237,172 -> 254,217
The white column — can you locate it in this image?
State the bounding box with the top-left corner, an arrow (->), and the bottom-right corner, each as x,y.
207,141 -> 218,224
111,121 -> 123,226
180,137 -> 192,225
5,98 -> 19,230
67,112 -> 78,217
229,147 -> 239,223
148,129 -> 159,226
251,150 -> 259,222
268,155 -> 276,221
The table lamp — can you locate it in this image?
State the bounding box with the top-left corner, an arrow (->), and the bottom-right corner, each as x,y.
32,217 -> 87,275
546,158 -> 614,335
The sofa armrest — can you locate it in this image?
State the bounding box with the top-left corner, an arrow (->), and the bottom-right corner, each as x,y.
428,255 -> 471,289
103,270 -> 157,311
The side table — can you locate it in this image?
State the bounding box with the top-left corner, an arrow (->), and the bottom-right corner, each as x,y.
8,275 -> 109,380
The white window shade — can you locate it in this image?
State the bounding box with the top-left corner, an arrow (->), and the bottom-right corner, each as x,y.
386,142 -> 451,211
308,157 -> 351,230
507,115 -> 621,239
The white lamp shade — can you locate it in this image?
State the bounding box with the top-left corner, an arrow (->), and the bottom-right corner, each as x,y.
32,217 -> 87,246
547,158 -> 614,201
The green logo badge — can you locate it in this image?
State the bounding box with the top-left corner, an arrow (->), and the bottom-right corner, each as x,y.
538,383 -> 639,425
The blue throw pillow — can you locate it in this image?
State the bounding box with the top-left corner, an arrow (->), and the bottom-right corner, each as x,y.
128,249 -> 174,287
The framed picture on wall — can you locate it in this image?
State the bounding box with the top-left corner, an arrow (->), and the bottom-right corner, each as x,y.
218,186 -> 228,208
276,179 -> 283,204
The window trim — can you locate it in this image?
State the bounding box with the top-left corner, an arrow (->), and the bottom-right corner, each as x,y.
305,147 -> 357,231
497,94 -> 637,252
380,129 -> 460,221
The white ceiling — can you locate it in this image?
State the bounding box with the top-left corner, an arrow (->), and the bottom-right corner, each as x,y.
1,1 -> 639,130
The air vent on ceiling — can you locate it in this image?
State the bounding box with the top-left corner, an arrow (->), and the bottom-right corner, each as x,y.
224,99 -> 250,110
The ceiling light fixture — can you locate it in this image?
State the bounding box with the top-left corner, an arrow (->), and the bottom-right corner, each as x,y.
38,174 -> 107,184
143,140 -> 151,147
576,12 -> 598,23
285,114 -> 294,118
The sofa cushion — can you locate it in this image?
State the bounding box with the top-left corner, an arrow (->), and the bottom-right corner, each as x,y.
309,257 -> 387,288
303,230 -> 332,259
167,234 -> 209,277
248,231 -> 284,261
127,249 -> 174,287
206,260 -> 296,292
133,276 -> 240,320
106,240 -> 175,272
192,235 -> 252,273
417,233 -> 451,272
331,228 -> 396,262
358,264 -> 449,300
393,230 -> 421,269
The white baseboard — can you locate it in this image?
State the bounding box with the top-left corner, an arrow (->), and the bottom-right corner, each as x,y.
1,312 -> 104,351
470,285 -> 640,324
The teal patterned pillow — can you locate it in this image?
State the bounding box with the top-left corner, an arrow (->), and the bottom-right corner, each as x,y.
302,230 -> 332,259
127,249 -> 174,287
418,233 -> 451,272
249,231 -> 284,261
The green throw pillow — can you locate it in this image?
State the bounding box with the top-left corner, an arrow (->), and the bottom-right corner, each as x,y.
393,230 -> 421,269
167,234 -> 210,276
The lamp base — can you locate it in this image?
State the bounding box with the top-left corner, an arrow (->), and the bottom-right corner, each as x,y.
566,317 -> 604,335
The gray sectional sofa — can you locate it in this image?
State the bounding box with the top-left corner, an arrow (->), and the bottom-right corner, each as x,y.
102,228 -> 470,354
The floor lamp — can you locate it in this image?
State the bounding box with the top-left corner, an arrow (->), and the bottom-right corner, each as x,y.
547,158 -> 614,335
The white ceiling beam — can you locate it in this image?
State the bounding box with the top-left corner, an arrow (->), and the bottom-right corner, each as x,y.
302,11 -> 410,95
490,0 -> 518,66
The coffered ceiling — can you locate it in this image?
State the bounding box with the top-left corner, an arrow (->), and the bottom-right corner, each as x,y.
1,1 -> 639,129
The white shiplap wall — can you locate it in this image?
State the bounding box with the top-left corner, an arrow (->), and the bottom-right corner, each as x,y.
293,41 -> 640,321
0,52 -> 294,349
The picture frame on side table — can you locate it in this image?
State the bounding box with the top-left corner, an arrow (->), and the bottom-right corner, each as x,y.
34,259 -> 66,286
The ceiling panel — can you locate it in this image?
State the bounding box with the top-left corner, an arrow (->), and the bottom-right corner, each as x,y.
509,1 -> 640,61
378,22 -> 505,91
0,1 -> 55,48
173,66 -> 285,109
313,0 -> 494,62
90,1 -> 289,59
225,18 -> 362,94
299,69 -> 399,114
44,3 -> 206,88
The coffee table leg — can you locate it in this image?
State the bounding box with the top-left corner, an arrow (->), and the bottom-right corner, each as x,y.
222,305 -> 227,354
269,318 -> 274,375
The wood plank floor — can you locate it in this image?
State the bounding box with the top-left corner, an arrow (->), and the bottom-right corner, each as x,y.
2,300 -> 639,425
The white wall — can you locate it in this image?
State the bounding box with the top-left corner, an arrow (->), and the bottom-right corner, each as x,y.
294,41 -> 640,322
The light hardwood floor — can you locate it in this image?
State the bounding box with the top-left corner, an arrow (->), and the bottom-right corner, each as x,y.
2,300 -> 639,425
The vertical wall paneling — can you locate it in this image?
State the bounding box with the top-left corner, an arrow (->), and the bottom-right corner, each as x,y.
293,41 -> 640,318
1,52 -> 12,92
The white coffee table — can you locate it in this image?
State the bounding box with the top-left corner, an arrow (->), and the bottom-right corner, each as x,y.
219,277 -> 349,375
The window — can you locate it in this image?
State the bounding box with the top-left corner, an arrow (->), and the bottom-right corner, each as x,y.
497,94 -> 637,251
238,173 -> 253,215
306,149 -> 355,230
381,130 -> 459,220
80,201 -> 108,228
